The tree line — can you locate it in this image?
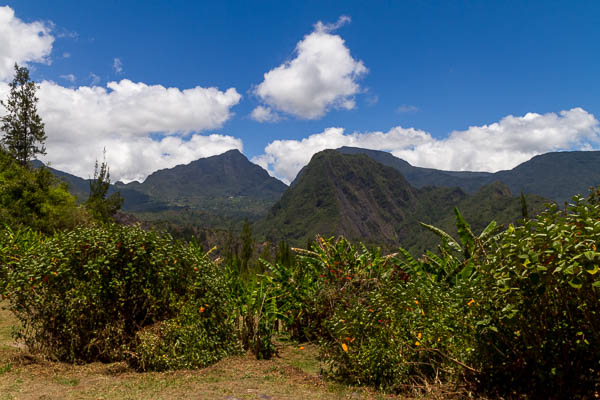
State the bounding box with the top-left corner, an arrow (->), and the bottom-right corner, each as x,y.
0,63 -> 122,229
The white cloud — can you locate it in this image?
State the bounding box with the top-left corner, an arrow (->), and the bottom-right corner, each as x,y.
397,104 -> 419,113
89,73 -> 101,85
250,105 -> 281,123
314,15 -> 351,33
59,73 -> 75,82
0,6 -> 54,81
253,16 -> 367,120
0,79 -> 242,182
253,108 -> 600,184
113,58 -> 123,74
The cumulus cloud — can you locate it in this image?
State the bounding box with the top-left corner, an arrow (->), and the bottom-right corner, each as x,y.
252,108 -> 600,183
0,79 -> 242,182
250,105 -> 281,123
0,6 -> 54,80
253,16 -> 367,120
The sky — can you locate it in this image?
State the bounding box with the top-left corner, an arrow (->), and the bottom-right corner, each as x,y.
0,1 -> 599,184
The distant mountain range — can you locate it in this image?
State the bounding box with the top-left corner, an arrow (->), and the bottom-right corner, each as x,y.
39,150 -> 287,227
255,150 -> 548,252
42,147 -> 600,249
337,147 -> 600,204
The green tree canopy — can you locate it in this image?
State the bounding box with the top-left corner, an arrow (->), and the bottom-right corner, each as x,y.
0,64 -> 46,167
0,148 -> 81,233
85,151 -> 123,222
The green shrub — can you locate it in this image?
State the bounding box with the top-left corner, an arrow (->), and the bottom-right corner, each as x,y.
130,300 -> 240,371
469,192 -> 600,398
0,225 -> 46,295
5,223 -> 238,368
224,261 -> 280,360
294,236 -> 480,392
0,150 -> 85,233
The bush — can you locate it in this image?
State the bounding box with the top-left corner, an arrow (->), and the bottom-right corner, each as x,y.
0,225 -> 46,295
130,300 -> 240,371
5,223 -> 238,368
469,192 -> 600,397
286,194 -> 600,397
0,150 -> 85,233
294,236 -> 480,392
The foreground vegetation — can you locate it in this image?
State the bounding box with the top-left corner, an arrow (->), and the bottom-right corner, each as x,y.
0,308 -> 398,400
2,187 -> 600,398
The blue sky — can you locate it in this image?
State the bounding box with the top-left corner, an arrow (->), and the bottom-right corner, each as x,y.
1,1 -> 599,183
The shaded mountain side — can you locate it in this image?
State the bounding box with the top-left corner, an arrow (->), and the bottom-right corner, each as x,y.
256,150 -> 549,253
37,150 -> 288,228
31,160 -> 90,201
409,182 -> 548,254
336,147 -> 600,204
118,149 -> 287,203
31,161 -> 171,211
492,151 -> 600,204
336,146 -> 492,192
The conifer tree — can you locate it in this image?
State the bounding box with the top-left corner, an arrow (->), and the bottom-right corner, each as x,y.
240,217 -> 254,272
0,64 -> 46,167
85,150 -> 123,222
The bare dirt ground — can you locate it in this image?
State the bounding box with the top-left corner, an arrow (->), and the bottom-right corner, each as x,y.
0,305 -> 458,400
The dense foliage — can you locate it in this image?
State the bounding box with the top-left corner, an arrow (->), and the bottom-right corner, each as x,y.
0,63 -> 46,166
2,180 -> 600,397
253,192 -> 600,397
469,191 -> 600,397
2,224 -> 239,368
0,149 -> 84,233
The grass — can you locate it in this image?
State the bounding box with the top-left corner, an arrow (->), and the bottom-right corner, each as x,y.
0,303 -> 406,400
0,302 -> 475,399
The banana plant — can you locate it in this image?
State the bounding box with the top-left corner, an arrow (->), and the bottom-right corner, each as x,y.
419,207 -> 501,284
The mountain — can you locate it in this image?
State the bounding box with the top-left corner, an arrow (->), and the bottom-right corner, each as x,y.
117,149 -> 286,204
114,149 -> 287,224
256,150 -> 547,252
41,150 -> 288,227
336,147 -> 600,204
336,147 -> 492,192
32,160 -> 168,211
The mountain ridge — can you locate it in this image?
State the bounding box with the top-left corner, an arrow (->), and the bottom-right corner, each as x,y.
256,150 -> 548,252
336,146 -> 600,203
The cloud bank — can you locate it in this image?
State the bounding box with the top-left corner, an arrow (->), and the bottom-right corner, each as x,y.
0,80 -> 243,182
0,6 -> 54,80
0,6 -> 243,183
253,108 -> 600,184
252,16 -> 367,121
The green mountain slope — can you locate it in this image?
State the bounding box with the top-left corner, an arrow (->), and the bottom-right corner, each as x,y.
257,150 -> 547,252
114,149 -> 288,224
40,150 -> 288,227
121,149 -> 286,203
337,147 -> 600,203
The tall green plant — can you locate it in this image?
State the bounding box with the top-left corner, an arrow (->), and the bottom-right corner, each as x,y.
0,64 -> 46,166
420,207 -> 499,283
85,150 -> 123,222
468,193 -> 600,397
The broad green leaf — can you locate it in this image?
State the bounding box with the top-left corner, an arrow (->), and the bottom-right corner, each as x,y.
568,277 -> 583,289
419,222 -> 462,253
584,264 -> 599,275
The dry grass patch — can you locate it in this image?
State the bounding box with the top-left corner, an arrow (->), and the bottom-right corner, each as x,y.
0,303 -> 468,399
0,307 -> 392,400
